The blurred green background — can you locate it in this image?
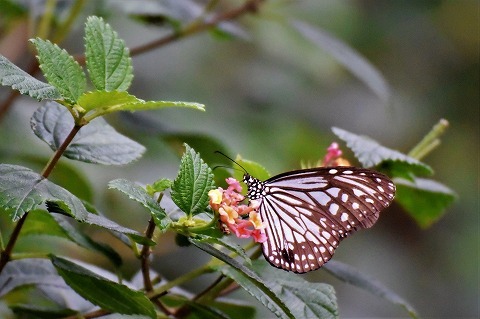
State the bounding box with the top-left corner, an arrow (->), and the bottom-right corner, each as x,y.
0,0 -> 478,317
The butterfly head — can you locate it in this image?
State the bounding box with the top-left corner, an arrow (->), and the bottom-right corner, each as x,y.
243,173 -> 265,200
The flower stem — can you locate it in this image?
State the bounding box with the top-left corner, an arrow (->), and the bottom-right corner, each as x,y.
149,265 -> 213,299
408,119 -> 449,160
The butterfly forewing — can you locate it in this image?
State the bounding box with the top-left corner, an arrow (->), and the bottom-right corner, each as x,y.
244,166 -> 395,273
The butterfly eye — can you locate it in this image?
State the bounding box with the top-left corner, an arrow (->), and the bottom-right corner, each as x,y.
244,167 -> 395,273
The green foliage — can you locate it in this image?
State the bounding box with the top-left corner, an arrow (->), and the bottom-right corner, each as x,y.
108,178 -> 171,230
29,38 -> 86,104
31,102 -> 146,165
0,55 -> 61,100
332,127 -> 432,175
21,210 -> 122,266
0,164 -> 88,221
50,255 -> 156,318
85,16 -> 133,92
333,127 -> 455,228
0,6 -> 460,318
394,177 -> 456,228
324,260 -> 418,318
172,144 -> 215,216
291,21 -> 391,102
77,90 -> 204,121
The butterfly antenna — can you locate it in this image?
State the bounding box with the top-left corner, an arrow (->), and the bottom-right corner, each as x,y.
214,151 -> 248,174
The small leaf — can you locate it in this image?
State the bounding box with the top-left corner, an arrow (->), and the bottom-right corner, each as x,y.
31,101 -> 146,165
85,16 -> 133,91
29,38 -> 86,103
108,179 -> 171,230
251,260 -> 338,319
332,127 -> 433,176
77,90 -> 205,120
291,20 -> 391,102
145,178 -> 172,195
50,255 -> 156,318
190,239 -> 294,319
0,54 -> 61,100
0,164 -> 88,221
394,177 -> 456,228
171,144 -> 215,216
324,260 -> 418,318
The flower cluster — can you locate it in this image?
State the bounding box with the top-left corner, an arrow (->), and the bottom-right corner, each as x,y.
208,178 -> 267,243
322,142 -> 350,167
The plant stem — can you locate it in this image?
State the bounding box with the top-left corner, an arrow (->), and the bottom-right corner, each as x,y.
52,0 -> 86,43
408,119 -> 449,160
41,124 -> 83,178
0,124 -> 83,275
149,265 -> 213,299
37,0 -> 58,39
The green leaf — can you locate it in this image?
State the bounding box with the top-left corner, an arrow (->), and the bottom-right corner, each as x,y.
0,164 -> 88,221
324,260 -> 418,318
29,38 -> 86,103
42,201 -> 150,245
332,127 -> 433,176
145,178 -> 172,195
77,90 -> 205,120
251,260 -> 338,319
31,101 -> 146,165
291,20 -> 391,102
193,234 -> 251,265
0,258 -> 65,297
189,239 -> 294,319
0,54 -> 61,100
50,256 -> 156,318
85,16 -> 133,91
394,177 -> 456,228
108,179 -> 171,230
20,209 -> 122,266
171,144 -> 215,216
232,157 -> 270,194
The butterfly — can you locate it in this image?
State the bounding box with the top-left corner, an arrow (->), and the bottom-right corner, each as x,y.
242,166 -> 395,273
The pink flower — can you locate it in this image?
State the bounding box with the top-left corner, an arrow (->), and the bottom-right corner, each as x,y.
322,142 -> 350,167
251,229 -> 267,243
209,178 -> 268,243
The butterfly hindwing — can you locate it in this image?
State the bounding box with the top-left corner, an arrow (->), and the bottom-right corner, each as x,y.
244,167 -> 395,273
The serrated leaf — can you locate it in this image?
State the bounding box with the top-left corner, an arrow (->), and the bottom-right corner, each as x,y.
30,38 -> 86,103
76,90 -> 205,120
251,260 -> 338,319
31,101 -> 145,165
0,54 -> 61,100
108,179 -> 171,230
0,164 -> 88,221
291,20 -> 391,102
85,16 -> 133,91
332,127 -> 433,176
394,177 -> 456,228
324,260 -> 418,318
189,239 -> 294,319
171,144 -> 215,216
50,256 -> 156,318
